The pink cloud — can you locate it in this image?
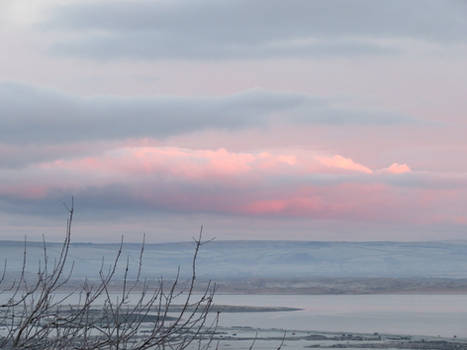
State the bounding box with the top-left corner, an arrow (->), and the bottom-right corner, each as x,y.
6,143 -> 463,227
40,147 -> 300,181
315,155 -> 373,174
384,162 -> 412,174
237,183 -> 412,221
243,198 -> 321,215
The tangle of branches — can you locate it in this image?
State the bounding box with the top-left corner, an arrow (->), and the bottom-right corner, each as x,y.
0,199 -> 217,350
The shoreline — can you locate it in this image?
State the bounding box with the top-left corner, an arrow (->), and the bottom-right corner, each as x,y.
209,326 -> 467,350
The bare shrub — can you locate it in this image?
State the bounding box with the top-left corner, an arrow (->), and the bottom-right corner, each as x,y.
0,199 -> 217,350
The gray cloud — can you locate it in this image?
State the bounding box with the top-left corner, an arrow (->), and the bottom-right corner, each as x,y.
44,0 -> 467,60
51,35 -> 397,60
0,82 -> 413,145
0,142 -> 115,169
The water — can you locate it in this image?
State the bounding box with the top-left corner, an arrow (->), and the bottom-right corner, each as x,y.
211,294 -> 467,338
2,292 -> 467,338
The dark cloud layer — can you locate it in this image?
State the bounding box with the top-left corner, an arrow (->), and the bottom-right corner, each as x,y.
45,0 -> 467,60
0,82 -> 412,144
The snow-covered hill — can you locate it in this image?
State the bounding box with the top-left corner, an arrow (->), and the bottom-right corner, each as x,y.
0,240 -> 466,280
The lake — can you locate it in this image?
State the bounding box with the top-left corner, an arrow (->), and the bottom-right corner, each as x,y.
211,294 -> 467,338
2,292 -> 467,338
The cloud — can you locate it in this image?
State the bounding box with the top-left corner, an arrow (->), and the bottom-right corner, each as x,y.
384,162 -> 412,174
39,146 -> 298,181
1,144 -> 466,228
0,82 -> 413,145
315,155 -> 373,174
43,0 -> 467,60
51,33 -> 397,60
0,141 -> 118,169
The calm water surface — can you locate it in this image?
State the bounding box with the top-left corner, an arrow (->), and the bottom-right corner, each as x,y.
3,293 -> 467,338
212,294 -> 467,338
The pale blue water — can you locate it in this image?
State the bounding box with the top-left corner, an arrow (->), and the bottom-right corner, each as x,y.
2,293 -> 467,338
211,294 -> 467,338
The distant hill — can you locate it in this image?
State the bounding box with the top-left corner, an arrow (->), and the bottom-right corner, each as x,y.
1,240 -> 467,281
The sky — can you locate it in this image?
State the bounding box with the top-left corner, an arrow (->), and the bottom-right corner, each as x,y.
1,0 -> 467,242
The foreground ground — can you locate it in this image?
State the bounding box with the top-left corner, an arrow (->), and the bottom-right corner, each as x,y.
204,326 -> 467,350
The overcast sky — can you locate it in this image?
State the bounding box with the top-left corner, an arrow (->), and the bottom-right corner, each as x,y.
1,0 -> 467,242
